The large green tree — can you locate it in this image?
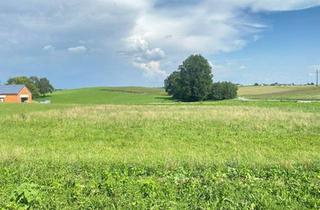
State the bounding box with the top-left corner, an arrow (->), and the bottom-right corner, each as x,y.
30,77 -> 54,96
7,76 -> 40,98
165,55 -> 213,101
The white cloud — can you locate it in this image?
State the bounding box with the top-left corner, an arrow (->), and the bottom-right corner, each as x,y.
125,36 -> 167,78
68,46 -> 87,54
43,45 -> 55,52
133,61 -> 168,78
0,0 -> 320,81
123,0 -> 320,79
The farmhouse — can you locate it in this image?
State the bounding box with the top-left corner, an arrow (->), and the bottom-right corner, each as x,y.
0,85 -> 32,103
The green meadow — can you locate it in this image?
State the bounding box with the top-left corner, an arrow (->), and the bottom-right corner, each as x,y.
1,86 -> 320,209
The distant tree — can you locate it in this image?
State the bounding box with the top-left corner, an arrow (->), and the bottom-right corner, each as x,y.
165,54 -> 213,101
208,82 -> 238,100
254,83 -> 259,86
38,78 -> 54,96
7,76 -> 40,98
30,76 -> 54,96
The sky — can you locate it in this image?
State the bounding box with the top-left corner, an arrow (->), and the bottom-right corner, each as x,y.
0,0 -> 320,88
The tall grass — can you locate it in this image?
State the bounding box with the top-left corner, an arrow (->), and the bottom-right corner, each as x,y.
0,103 -> 319,208
1,105 -> 319,165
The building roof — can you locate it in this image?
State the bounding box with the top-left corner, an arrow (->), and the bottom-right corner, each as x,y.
0,85 -> 25,95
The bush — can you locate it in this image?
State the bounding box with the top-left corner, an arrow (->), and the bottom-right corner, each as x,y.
208,82 -> 238,100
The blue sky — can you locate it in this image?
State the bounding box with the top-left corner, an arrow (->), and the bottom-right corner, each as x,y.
0,1 -> 320,88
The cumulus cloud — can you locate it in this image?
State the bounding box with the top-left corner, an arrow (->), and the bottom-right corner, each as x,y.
124,36 -> 167,77
0,0 -> 320,80
68,46 -> 87,54
134,61 -> 168,78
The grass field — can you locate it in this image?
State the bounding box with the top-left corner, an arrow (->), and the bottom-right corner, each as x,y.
1,86 -> 320,209
38,87 -> 170,104
36,86 -> 320,105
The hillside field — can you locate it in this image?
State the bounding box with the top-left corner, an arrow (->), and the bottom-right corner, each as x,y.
238,85 -> 320,100
1,86 -> 320,209
36,85 -> 320,104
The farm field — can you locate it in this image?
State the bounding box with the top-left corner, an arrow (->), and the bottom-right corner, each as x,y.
238,85 -> 320,100
1,87 -> 320,209
38,87 -> 170,104
37,86 -> 320,105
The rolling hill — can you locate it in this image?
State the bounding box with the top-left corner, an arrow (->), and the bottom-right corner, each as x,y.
38,87 -> 171,104
36,86 -> 320,104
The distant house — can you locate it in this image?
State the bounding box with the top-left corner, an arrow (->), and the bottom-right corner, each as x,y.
0,85 -> 32,103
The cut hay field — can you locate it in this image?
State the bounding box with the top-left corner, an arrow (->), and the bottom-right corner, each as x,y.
1,87 -> 320,209
239,85 -> 320,100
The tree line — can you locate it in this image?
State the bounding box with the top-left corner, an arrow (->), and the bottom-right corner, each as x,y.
165,55 -> 238,102
6,76 -> 54,98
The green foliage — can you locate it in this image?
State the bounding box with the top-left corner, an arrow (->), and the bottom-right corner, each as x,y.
30,77 -> 54,96
165,55 -> 213,101
7,183 -> 42,209
164,71 -> 181,99
209,82 -> 238,100
7,76 -> 40,98
0,163 -> 319,209
7,76 -> 54,98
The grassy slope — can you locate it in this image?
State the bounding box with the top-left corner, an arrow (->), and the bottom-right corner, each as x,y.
36,86 -> 320,105
1,87 -> 320,208
38,87 -> 170,104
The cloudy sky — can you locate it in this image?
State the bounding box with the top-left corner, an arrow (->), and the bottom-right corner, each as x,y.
0,0 -> 320,88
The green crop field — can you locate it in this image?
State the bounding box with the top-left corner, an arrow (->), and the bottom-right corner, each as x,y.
1,87 -> 320,209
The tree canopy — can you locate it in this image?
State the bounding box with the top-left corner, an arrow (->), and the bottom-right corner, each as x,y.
7,76 -> 40,98
165,55 -> 238,102
165,54 -> 213,101
7,76 -> 54,98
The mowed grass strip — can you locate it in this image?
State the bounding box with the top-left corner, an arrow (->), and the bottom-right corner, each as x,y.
1,105 -> 319,166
